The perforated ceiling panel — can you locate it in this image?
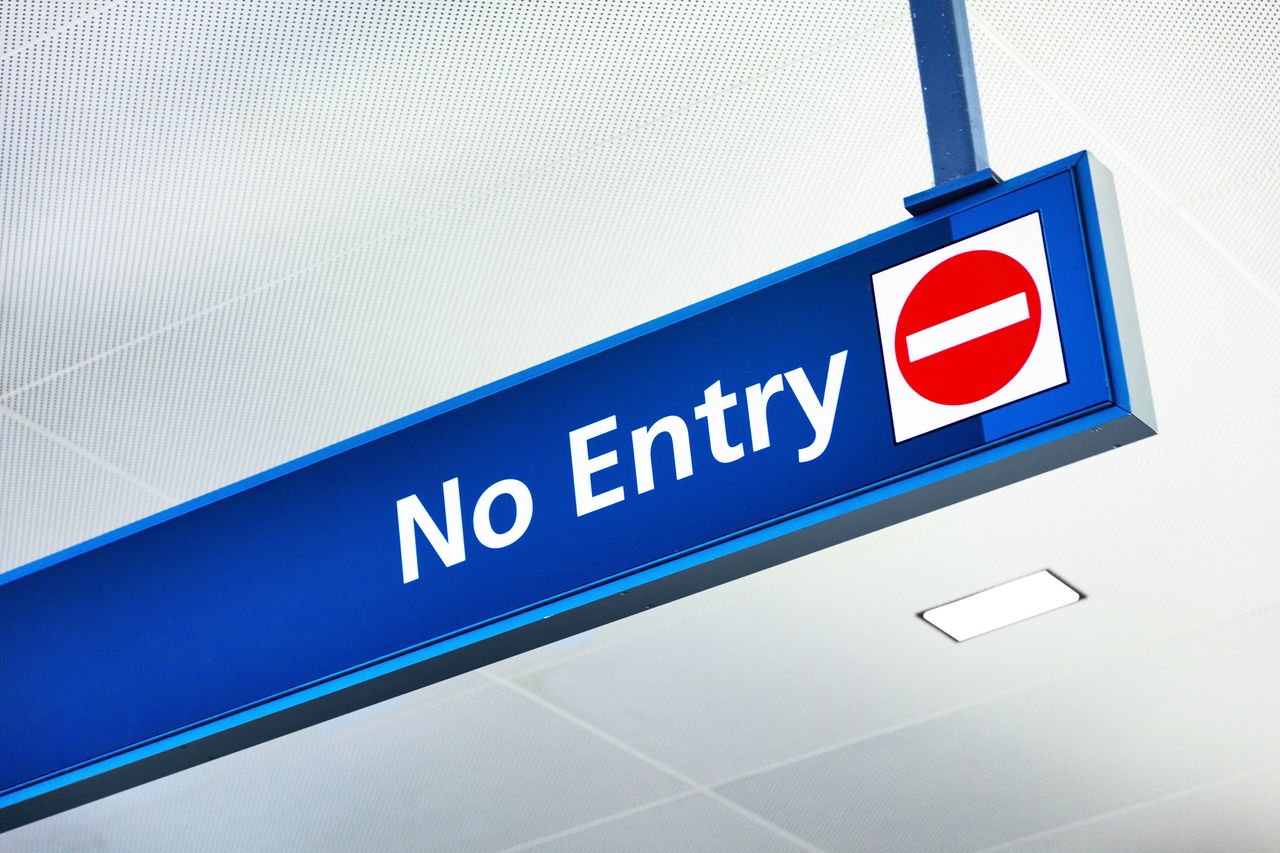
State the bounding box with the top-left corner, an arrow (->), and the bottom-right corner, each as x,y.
2,0 -> 925,568
4,1 -> 1280,851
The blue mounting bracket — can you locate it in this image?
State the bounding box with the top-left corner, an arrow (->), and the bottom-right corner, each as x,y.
905,0 -> 998,214
904,167 -> 1000,215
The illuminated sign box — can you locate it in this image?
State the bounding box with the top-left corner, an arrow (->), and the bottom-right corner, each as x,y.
0,152 -> 1153,829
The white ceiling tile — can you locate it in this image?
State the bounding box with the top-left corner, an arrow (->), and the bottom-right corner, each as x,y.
1,1 -> 103,55
715,604 -> 1280,852
1,679 -> 684,852
970,0 -> 1280,209
5,16 -> 927,503
989,763 -> 1280,853
1184,169 -> 1280,295
0,0 -> 904,396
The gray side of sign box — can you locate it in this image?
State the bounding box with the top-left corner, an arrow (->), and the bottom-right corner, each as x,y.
1085,151 -> 1156,430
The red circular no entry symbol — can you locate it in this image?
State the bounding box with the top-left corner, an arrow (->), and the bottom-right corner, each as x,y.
893,250 -> 1042,406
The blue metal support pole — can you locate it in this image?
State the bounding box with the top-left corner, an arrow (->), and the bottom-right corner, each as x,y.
904,0 -> 999,213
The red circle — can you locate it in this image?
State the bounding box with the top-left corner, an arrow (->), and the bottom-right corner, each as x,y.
893,250 -> 1041,406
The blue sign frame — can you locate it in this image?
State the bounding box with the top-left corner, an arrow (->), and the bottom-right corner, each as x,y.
0,152 -> 1153,830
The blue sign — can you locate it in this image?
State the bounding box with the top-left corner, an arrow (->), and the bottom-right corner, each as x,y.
0,152 -> 1153,829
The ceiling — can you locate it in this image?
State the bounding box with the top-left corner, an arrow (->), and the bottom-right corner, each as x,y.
3,1 -> 1280,850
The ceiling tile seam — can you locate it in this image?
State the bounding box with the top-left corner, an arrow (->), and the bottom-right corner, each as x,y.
1185,158 -> 1280,211
709,673 -> 1049,789
968,9 -> 1280,315
0,0 -> 128,63
0,9 -> 914,408
0,404 -> 176,504
967,757 -> 1280,853
482,669 -> 827,853
494,790 -> 701,853
702,594 -> 1280,792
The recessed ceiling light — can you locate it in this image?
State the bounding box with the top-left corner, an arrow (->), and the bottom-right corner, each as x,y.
921,569 -> 1082,641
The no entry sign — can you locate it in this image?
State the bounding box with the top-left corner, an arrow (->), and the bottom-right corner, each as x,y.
874,213 -> 1068,441
0,152 -> 1154,829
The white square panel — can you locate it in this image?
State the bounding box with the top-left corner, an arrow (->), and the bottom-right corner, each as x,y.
872,212 -> 1066,441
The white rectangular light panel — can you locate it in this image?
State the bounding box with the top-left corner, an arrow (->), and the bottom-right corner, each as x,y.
922,570 -> 1081,641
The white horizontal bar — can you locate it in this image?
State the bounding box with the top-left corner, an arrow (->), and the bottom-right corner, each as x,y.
922,570 -> 1080,641
905,292 -> 1030,362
